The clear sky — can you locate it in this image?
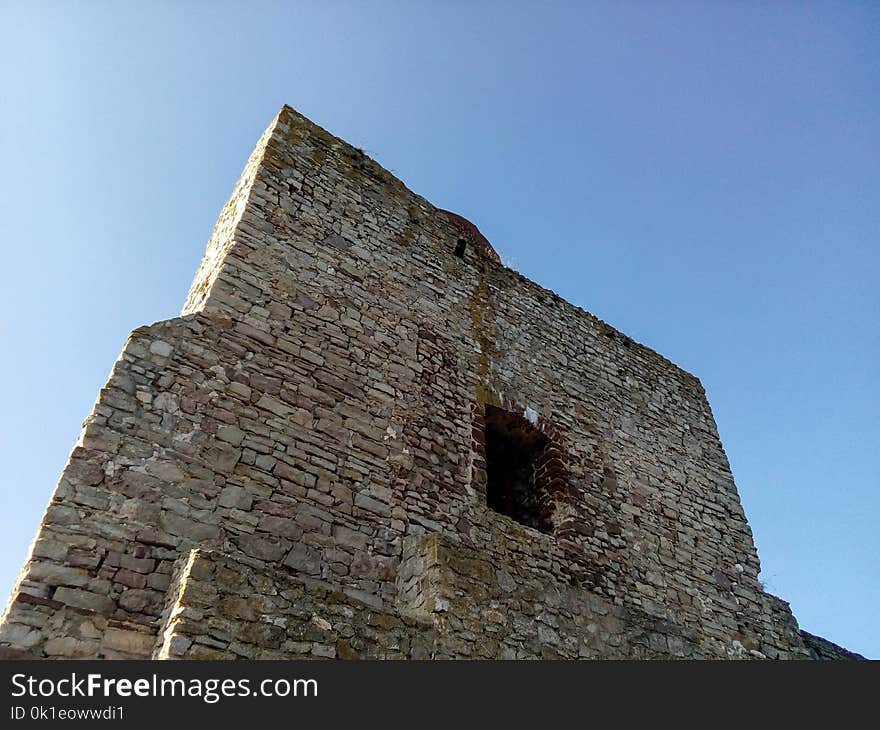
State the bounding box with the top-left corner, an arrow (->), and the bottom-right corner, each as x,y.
1,1 -> 877,658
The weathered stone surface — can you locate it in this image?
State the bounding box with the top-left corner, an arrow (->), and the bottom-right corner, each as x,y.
233,534 -> 288,562
283,544 -> 321,575
0,105 -> 861,660
52,587 -> 115,614
149,340 -> 173,358
218,485 -> 253,510
155,550 -> 428,660
102,627 -> 155,656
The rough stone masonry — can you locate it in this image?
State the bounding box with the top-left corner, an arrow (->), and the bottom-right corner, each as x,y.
0,106 -> 862,660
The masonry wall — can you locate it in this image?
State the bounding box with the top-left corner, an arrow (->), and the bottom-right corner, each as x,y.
0,105 -> 846,659
154,548 -> 433,660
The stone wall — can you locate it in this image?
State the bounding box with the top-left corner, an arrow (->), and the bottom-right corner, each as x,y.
0,105 -> 858,659
154,549 -> 433,660
800,631 -> 865,660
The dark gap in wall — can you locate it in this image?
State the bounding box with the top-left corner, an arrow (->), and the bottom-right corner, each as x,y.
484,405 -> 553,533
454,239 -> 467,258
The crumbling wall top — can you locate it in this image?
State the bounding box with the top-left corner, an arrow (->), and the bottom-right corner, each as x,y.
437,209 -> 501,263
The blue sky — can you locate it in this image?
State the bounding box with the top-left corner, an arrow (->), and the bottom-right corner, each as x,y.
1,1 -> 877,658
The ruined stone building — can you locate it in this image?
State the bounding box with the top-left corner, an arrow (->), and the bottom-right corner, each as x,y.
0,106 -> 861,660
